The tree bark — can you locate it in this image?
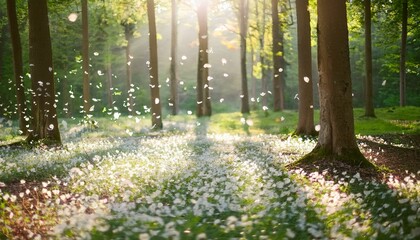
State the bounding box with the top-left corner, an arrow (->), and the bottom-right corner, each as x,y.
364,0 -> 375,117
271,0 -> 284,111
256,0 -> 269,114
196,0 -> 211,117
302,0 -> 372,167
106,63 -> 114,108
27,0 -> 61,145
399,0 -> 407,107
295,0 -> 315,135
123,22 -> 135,113
81,0 -> 90,115
170,0 -> 179,115
147,0 -> 163,129
6,0 -> 29,135
240,0 -> 250,114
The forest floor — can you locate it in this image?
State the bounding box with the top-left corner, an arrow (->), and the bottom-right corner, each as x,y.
0,108 -> 419,239
359,134 -> 420,179
292,133 -> 420,182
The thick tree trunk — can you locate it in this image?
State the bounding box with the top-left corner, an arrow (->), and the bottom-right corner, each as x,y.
271,0 -> 284,111
196,0 -> 211,117
399,0 -> 407,107
81,0 -> 90,115
0,9 -> 10,116
303,0 -> 372,167
147,0 -> 163,129
240,0 -> 250,114
295,0 -> 315,135
6,0 -> 28,135
170,0 -> 179,115
27,0 -> 61,145
364,0 -> 375,117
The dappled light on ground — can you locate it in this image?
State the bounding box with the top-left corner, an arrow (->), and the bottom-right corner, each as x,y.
0,120 -> 419,239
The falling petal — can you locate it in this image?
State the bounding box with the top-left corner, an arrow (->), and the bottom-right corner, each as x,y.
68,13 -> 78,22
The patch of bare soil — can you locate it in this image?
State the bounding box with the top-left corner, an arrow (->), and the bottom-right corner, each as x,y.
358,134 -> 420,180
291,134 -> 420,181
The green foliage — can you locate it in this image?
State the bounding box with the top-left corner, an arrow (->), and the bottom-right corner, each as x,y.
354,106 -> 420,135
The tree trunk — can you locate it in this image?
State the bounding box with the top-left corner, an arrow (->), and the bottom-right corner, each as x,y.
271,0 -> 284,111
27,0 -> 61,145
257,0 -> 269,114
240,0 -> 250,114
302,0 -> 372,167
399,0 -> 407,107
124,23 -> 135,113
106,63 -> 114,108
170,0 -> 179,115
196,0 -> 211,117
81,0 -> 90,115
6,0 -> 28,135
147,0 -> 163,129
295,0 -> 315,135
61,69 -> 72,118
364,0 -> 375,117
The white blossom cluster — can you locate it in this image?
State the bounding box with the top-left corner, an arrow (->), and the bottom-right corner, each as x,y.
0,125 -> 419,239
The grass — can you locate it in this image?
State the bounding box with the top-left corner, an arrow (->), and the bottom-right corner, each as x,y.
0,107 -> 419,239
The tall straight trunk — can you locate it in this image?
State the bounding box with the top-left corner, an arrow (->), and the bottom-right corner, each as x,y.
271,0 -> 284,111
257,0 -> 269,113
304,0 -> 371,167
147,0 -> 163,129
106,63 -> 114,108
6,0 -> 28,135
364,0 -> 375,117
240,0 -> 250,114
170,0 -> 179,115
81,0 -> 90,114
62,70 -> 71,118
399,0 -> 407,107
27,0 -> 61,145
196,0 -> 211,117
295,0 -> 315,135
250,46 -> 256,101
123,23 -> 135,113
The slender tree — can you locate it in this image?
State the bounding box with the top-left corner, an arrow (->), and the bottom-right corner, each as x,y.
122,21 -> 135,113
300,0 -> 373,167
147,0 -> 163,129
239,0 -> 250,114
170,0 -> 179,115
105,62 -> 114,108
196,0 -> 211,117
399,0 -> 408,107
6,0 -> 28,135
81,0 -> 90,114
364,0 -> 375,117
26,0 -> 61,145
271,0 -> 285,111
295,0 -> 315,135
255,0 -> 269,114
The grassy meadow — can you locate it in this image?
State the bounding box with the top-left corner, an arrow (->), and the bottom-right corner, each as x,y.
0,107 -> 419,239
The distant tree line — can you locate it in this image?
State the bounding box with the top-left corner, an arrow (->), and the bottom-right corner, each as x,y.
0,0 -> 418,148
